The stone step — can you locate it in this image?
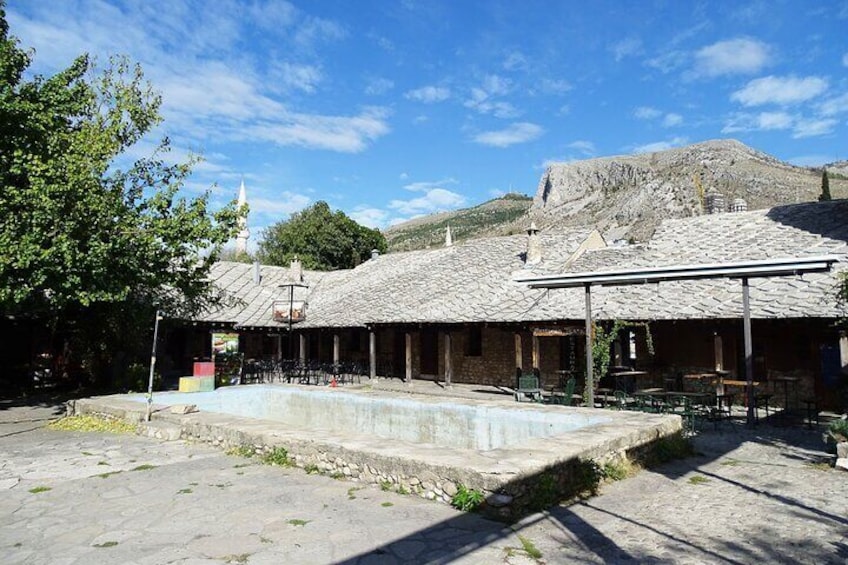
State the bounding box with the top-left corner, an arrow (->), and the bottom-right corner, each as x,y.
137,420 -> 182,441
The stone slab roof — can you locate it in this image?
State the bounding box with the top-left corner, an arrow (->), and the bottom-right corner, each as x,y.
526,200 -> 848,321
196,200 -> 848,329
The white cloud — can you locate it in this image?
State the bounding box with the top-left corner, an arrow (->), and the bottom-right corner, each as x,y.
243,107 -> 391,153
611,37 -> 643,61
731,75 -> 829,106
568,140 -> 596,156
349,206 -> 390,228
632,137 -> 688,154
405,85 -> 451,103
365,77 -> 394,96
270,62 -> 323,93
634,106 -> 662,120
251,194 -> 312,217
818,92 -> 848,116
693,38 -> 771,77
472,123 -> 543,148
540,78 -> 572,95
645,50 -> 688,74
503,51 -> 528,71
403,178 -> 458,192
722,111 -> 793,133
662,113 -> 683,127
389,188 -> 466,216
792,117 -> 838,138
464,74 -> 518,118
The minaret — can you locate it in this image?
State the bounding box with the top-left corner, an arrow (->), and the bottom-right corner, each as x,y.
235,179 -> 249,255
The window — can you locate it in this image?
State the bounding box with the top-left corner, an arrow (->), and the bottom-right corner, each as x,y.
466,326 -> 482,357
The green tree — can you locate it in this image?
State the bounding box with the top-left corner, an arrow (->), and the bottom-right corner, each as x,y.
0,5 -> 241,386
819,168 -> 831,202
257,201 -> 387,270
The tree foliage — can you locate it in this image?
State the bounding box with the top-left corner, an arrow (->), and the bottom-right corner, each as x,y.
257,201 -> 387,270
0,6 -> 241,385
819,168 -> 831,202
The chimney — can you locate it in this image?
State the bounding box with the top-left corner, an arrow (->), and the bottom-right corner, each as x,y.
526,222 -> 542,265
371,249 -> 380,260
445,225 -> 453,247
290,256 -> 303,282
730,198 -> 747,212
705,189 -> 725,215
252,261 -> 261,285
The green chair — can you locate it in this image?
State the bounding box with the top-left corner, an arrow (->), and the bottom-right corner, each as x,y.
550,377 -> 576,406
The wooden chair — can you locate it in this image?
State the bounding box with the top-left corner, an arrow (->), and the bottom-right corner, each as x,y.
514,373 -> 543,402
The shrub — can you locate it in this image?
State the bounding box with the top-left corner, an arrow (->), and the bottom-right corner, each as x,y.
450,484 -> 485,512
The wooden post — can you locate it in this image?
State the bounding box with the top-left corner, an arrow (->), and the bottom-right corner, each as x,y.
333,334 -> 340,365
743,278 -> 754,427
514,333 -> 523,373
405,332 -> 412,385
299,334 -> 306,364
714,332 -> 724,371
369,330 -> 377,380
531,334 -> 540,371
585,284 -> 594,409
444,332 -> 452,387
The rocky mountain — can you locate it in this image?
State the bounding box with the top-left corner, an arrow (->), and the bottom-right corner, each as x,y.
532,139 -> 846,242
385,193 -> 531,251
385,139 -> 847,251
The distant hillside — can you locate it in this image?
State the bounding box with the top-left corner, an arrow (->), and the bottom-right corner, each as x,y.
385,193 -> 532,251
384,140 -> 847,252
532,139 -> 848,242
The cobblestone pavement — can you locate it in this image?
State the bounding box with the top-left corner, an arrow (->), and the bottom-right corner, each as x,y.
0,395 -> 846,564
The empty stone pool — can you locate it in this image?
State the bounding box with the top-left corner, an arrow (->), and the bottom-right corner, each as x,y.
127,384 -> 611,451
71,383 -> 682,518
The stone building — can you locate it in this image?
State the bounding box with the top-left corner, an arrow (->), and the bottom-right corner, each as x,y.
167,200 -> 848,409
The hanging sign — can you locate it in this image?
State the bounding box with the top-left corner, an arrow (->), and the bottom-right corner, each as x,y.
272,300 -> 307,322
211,332 -> 240,356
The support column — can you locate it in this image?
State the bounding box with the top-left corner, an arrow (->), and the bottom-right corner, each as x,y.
369,330 -> 377,380
514,333 -> 523,374
277,333 -> 283,361
713,332 -> 724,371
585,284 -> 594,409
405,332 -> 412,385
299,334 -> 307,364
444,332 -> 452,387
743,278 -> 754,427
333,334 -> 340,366
531,334 -> 540,372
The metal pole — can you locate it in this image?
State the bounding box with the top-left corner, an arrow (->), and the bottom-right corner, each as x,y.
742,277 -> 754,427
288,285 -> 294,359
146,309 -> 161,422
585,284 -> 594,408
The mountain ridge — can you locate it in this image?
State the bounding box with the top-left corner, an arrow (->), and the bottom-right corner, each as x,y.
385,139 -> 847,251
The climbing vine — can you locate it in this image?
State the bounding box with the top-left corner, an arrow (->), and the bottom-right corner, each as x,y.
584,320 -> 655,404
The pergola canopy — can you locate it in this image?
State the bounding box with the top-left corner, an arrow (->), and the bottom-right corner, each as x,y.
514,255 -> 840,426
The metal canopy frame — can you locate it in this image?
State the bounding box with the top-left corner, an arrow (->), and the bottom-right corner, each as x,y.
515,255 -> 839,426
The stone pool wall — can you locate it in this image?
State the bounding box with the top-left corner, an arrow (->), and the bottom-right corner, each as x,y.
68,394 -> 682,520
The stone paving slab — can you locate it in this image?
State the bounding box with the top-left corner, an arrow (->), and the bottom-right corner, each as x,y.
1,398 -> 846,564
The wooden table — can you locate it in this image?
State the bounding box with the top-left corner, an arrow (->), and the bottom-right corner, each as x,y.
610,371 -> 649,393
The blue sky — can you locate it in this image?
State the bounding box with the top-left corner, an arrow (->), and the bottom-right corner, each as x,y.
6,0 -> 848,246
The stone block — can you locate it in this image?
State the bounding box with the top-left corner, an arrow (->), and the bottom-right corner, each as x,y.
836,458 -> 848,472
837,442 -> 848,459
169,404 -> 198,415
178,376 -> 214,392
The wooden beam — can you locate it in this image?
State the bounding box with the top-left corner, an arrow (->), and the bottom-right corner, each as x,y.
405,332 -> 412,385
299,334 -> 306,364
333,334 -> 340,366
585,284 -> 594,409
514,333 -> 523,372
369,330 -> 377,380
444,332 -> 452,387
